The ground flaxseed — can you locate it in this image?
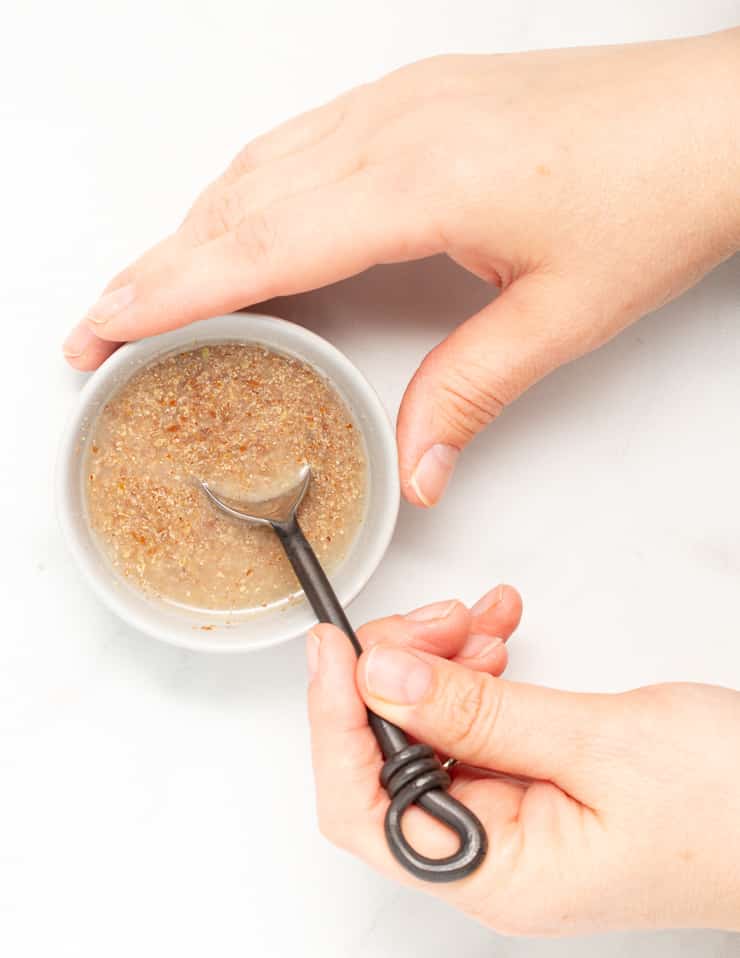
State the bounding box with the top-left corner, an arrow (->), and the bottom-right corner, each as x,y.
85,344 -> 367,612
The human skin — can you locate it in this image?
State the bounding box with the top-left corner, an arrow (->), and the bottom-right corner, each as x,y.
64,29 -> 740,509
63,29 -> 740,932
307,615 -> 740,935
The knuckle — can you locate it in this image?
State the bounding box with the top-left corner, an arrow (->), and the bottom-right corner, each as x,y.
224,143 -> 259,182
234,208 -> 277,263
365,155 -> 412,195
184,214 -> 211,247
444,672 -> 502,762
316,92 -> 353,138
185,187 -> 246,245
211,188 -> 246,236
436,364 -> 507,441
383,53 -> 451,89
369,145 -> 437,199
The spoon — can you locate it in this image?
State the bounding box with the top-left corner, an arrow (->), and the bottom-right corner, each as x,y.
199,465 -> 487,883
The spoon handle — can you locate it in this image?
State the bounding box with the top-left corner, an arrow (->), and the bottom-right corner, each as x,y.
273,516 -> 487,883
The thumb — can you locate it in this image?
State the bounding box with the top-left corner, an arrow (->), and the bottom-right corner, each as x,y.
357,643 -> 609,799
398,273 -> 573,506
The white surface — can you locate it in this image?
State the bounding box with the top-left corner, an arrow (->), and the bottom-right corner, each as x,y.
56,313 -> 399,651
2,2 -> 739,956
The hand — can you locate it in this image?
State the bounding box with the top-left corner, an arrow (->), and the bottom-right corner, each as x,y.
308,616 -> 740,935
64,30 -> 740,507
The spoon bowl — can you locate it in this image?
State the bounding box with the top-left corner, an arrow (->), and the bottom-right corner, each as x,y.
199,465 -> 311,528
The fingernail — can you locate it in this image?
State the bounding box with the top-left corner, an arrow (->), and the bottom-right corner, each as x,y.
62,325 -> 91,359
306,630 -> 320,679
364,645 -> 433,704
406,599 -> 458,623
471,585 -> 506,618
410,444 -> 459,507
459,634 -> 503,660
86,284 -> 135,325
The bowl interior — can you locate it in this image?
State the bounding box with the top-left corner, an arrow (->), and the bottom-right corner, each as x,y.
58,314 -> 399,651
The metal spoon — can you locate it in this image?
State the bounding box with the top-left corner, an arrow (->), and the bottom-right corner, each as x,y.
199,465 -> 486,883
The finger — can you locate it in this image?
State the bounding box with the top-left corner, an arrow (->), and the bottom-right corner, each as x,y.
220,93 -> 352,184
69,96 -> 355,365
397,273 -> 577,507
100,96 -> 350,290
84,95 -> 351,305
455,639 -> 508,678
186,93 -> 353,220
64,234 -> 185,369
470,585 -> 522,640
101,233 -> 186,295
356,597 -> 510,677
90,93 -> 350,296
307,624 -> 388,863
87,165 -> 436,341
453,584 -> 523,667
307,624 -> 524,884
62,322 -> 119,370
357,645 -> 608,799
181,142 -> 360,247
73,142 -> 355,363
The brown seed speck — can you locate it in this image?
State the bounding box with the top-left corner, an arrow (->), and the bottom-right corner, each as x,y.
85,344 -> 367,614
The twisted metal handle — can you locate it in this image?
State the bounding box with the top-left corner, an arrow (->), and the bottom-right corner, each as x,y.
275,518 -> 488,883
378,740 -> 487,881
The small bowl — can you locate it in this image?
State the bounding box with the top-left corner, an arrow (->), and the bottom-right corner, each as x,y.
57,313 -> 400,652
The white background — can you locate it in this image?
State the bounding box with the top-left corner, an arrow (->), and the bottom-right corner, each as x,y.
2,2 -> 740,955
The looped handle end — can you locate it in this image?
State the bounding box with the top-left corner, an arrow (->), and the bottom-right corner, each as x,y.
380,744 -> 487,882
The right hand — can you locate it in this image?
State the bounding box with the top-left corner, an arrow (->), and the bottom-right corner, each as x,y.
65,30 -> 740,506
308,618 -> 740,935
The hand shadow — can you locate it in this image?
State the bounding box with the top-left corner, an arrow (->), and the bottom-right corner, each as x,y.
108,251 -> 739,702
260,252 -> 495,345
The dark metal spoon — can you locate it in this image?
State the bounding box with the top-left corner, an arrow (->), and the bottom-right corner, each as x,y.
199,465 -> 486,882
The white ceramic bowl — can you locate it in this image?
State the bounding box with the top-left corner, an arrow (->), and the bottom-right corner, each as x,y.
57,314 -> 399,652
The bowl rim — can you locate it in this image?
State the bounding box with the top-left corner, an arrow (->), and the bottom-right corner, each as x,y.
56,313 -> 400,652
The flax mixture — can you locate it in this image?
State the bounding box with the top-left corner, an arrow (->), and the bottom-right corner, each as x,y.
85,344 -> 367,612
